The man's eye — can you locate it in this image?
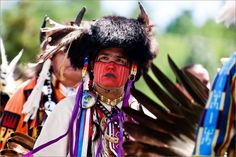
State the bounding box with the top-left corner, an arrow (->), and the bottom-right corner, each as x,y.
117,59 -> 124,64
116,58 -> 127,65
98,56 -> 108,61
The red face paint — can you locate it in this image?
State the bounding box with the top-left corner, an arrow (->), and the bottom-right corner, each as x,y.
93,61 -> 130,88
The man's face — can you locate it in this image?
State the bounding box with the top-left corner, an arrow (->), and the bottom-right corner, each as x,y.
187,67 -> 210,89
93,48 -> 130,89
51,50 -> 82,87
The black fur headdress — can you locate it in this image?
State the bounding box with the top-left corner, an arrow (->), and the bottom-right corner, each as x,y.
38,3 -> 158,81
69,2 -> 158,81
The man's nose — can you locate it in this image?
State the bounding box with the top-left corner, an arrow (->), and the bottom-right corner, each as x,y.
106,61 -> 116,70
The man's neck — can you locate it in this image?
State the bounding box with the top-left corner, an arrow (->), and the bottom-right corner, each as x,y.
94,83 -> 124,100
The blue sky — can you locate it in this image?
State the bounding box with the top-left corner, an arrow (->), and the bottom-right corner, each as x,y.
101,0 -> 224,32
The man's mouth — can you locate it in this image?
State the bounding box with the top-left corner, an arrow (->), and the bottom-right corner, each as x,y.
104,73 -> 116,78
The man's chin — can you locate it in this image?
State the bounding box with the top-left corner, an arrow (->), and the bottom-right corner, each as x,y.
100,83 -> 121,89
103,85 -> 118,89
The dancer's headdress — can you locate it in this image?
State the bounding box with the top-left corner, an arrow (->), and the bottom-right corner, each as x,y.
22,8 -> 87,121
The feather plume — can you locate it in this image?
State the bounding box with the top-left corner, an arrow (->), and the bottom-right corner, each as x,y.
0,132 -> 36,156
123,121 -> 175,147
137,2 -> 157,57
183,70 -> 209,104
137,2 -> 150,26
46,16 -> 65,27
6,141 -> 30,155
0,38 -> 24,95
22,59 -> 51,121
40,16 -> 47,44
37,7 -> 88,64
168,55 -> 206,105
150,63 -> 193,108
0,149 -> 19,156
130,88 -> 168,119
8,49 -> 24,78
124,55 -> 209,156
75,7 -> 86,26
216,0 -> 236,27
7,135 -> 34,151
149,63 -> 204,119
143,73 -> 183,114
11,132 -> 36,145
0,37 -> 8,67
123,141 -> 185,157
38,25 -> 87,63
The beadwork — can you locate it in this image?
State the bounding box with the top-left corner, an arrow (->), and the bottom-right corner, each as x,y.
95,91 -> 124,106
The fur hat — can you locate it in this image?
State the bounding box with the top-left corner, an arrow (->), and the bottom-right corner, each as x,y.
69,3 -> 158,81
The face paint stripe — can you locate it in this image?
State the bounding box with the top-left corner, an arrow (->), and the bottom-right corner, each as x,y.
117,66 -> 130,87
94,62 -> 102,84
119,66 -> 126,87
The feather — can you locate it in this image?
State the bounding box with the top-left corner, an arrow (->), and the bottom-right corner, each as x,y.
11,132 -> 36,145
22,59 -> 51,121
52,27 -> 85,46
137,2 -> 157,57
0,37 -> 8,67
123,121 -> 175,146
150,63 -> 193,109
148,63 -> 204,120
75,7 -> 86,26
7,141 -> 30,155
123,54 -> 209,156
46,17 -> 64,27
123,141 -> 185,157
143,73 -> 183,114
130,88 -> 197,136
123,107 -> 194,140
8,49 -> 23,78
46,28 -> 79,46
130,88 -> 168,119
38,30 -> 84,62
0,38 -> 24,95
41,26 -> 78,42
40,16 -> 47,44
0,132 -> 35,156
0,149 -> 19,156
7,135 -> 34,151
137,2 -> 150,25
37,11 -> 89,64
184,70 -> 209,103
123,107 -> 171,133
168,54 -> 206,105
38,26 -> 85,63
216,0 -> 236,27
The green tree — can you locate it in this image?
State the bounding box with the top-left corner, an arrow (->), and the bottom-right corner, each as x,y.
2,0 -> 102,63
166,10 -> 196,35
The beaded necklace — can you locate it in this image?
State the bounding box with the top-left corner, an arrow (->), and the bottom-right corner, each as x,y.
41,72 -> 56,113
95,91 -> 124,106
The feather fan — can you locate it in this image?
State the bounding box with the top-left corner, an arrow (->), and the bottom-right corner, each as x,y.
123,55 -> 208,156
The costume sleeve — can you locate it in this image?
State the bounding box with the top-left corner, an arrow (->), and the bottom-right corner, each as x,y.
33,96 -> 75,156
192,52 -> 236,156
